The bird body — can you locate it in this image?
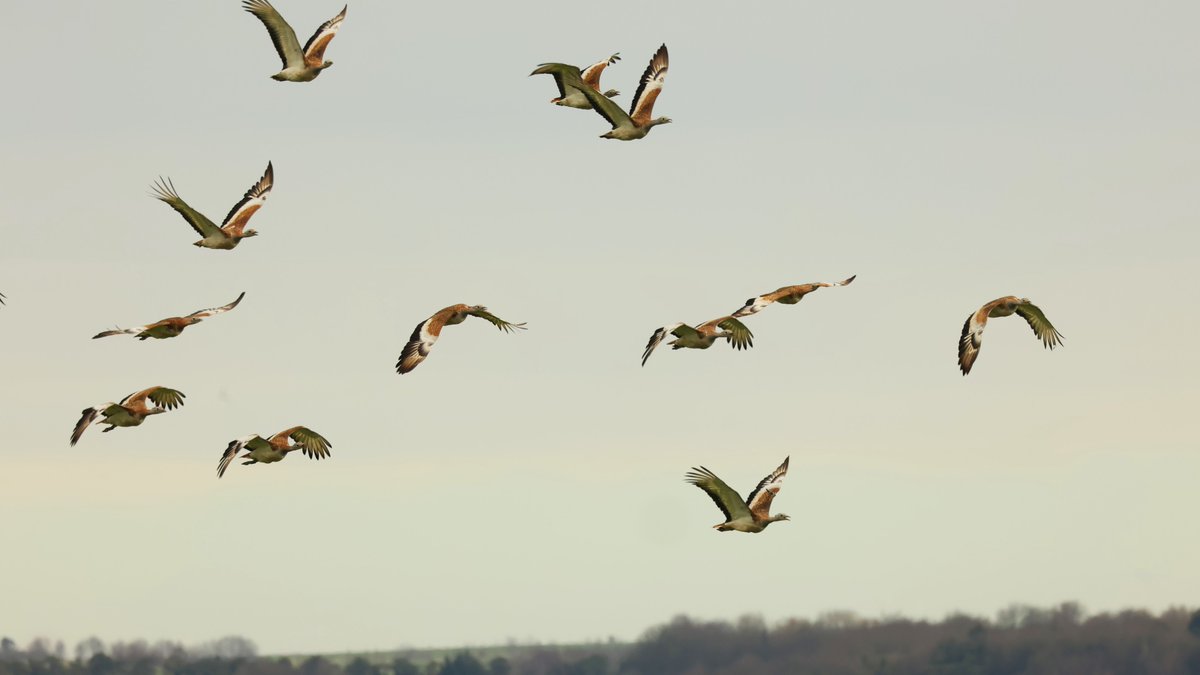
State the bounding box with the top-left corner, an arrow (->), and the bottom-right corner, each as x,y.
733,275 -> 856,318
70,386 -> 186,446
958,296 -> 1064,375
536,45 -> 671,141
151,163 -> 273,250
642,315 -> 753,366
243,0 -> 347,82
685,457 -> 791,533
397,304 -> 526,374
217,426 -> 332,478
93,292 -> 245,340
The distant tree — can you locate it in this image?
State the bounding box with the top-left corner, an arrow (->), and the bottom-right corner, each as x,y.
298,656 -> 339,675
0,639 -> 17,661
485,658 -> 509,675
74,638 -> 105,663
390,658 -> 419,675
437,653 -> 485,675
345,657 -> 378,675
1189,610 -> 1200,638
85,654 -> 115,675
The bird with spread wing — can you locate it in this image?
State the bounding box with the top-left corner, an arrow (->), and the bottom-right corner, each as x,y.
959,296 -> 1064,375
70,386 -> 186,446
397,304 -> 526,374
93,292 -> 245,340
534,44 -> 671,141
733,275 -> 856,318
642,315 -> 753,367
685,457 -> 791,533
243,0 -> 347,82
217,426 -> 332,478
531,53 -> 622,109
151,163 -> 273,250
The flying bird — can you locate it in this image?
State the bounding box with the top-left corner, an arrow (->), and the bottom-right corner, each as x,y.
243,0 -> 347,82
685,456 -> 791,533
93,292 -> 245,340
531,53 -> 622,109
541,44 -> 671,140
151,162 -> 273,250
958,296 -> 1064,375
70,386 -> 186,446
732,275 -> 856,318
642,316 -> 753,366
217,426 -> 332,478
397,304 -> 526,374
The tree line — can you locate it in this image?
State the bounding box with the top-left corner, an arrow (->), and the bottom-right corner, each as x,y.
5,604 -> 1200,675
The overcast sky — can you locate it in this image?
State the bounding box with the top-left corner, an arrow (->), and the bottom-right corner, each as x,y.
2,0 -> 1198,656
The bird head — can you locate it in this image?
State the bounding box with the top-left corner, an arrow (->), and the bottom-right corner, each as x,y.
243,229 -> 259,238
550,97 -> 564,105
470,305 -> 488,312
652,117 -> 673,127
321,60 -> 334,70
772,513 -> 791,523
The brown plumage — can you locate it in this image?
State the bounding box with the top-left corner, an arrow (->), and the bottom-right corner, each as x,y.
684,456 -> 791,533
217,426 -> 332,478
397,304 -> 526,374
70,386 -> 186,446
959,296 -> 1064,375
92,292 -> 245,340
732,275 -> 856,318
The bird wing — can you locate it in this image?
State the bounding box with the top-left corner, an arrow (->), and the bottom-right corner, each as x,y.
92,324 -> 151,339
629,44 -> 668,126
397,308 -> 452,374
684,466 -> 752,522
529,62 -> 577,99
745,456 -> 789,520
276,426 -> 332,460
221,162 -> 273,236
186,292 -> 246,320
302,4 -> 347,67
0,292 -> 5,305
70,406 -> 105,446
958,304 -> 994,375
150,178 -> 223,239
123,386 -> 186,411
715,317 -> 754,351
641,322 -> 692,366
1015,302 -> 1064,350
775,274 -> 857,305
571,65 -> 634,130
217,438 -> 244,478
242,0 -> 305,69
580,53 -> 620,89
467,308 -> 527,333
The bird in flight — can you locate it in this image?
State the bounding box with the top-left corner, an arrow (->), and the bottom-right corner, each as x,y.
642,315 -> 753,366
732,275 -> 856,318
218,426 -> 332,478
71,386 -> 186,446
243,0 -> 347,82
93,292 -> 245,340
531,53 -> 622,109
397,304 -> 526,374
685,456 -> 791,533
151,163 -> 273,250
538,44 -> 671,141
958,296 -> 1064,375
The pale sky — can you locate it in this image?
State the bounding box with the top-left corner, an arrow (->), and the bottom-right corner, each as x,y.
2,0 -> 1198,656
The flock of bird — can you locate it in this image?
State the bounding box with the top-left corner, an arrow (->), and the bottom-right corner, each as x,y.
5,1 -> 1068,531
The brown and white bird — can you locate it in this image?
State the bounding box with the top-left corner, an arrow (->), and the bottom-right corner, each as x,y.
641,315 -> 753,366
958,296 -> 1064,375
70,386 -> 186,446
397,304 -> 526,374
93,292 -> 245,340
217,426 -> 332,478
243,0 -> 347,82
685,456 -> 791,533
732,275 -> 856,318
531,53 -> 622,109
151,163 -> 273,250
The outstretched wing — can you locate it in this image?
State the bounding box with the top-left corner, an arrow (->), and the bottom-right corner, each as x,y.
715,317 -> 754,351
221,162 -> 273,236
745,456 -> 789,520
641,322 -> 693,366
530,62 -> 578,100
629,44 -> 668,126
302,4 -> 347,67
187,292 -> 246,320
733,275 -> 856,317
243,0 -> 304,69
70,406 -> 102,446
150,177 -> 223,240
397,309 -> 452,374
467,308 -> 527,333
92,324 -> 150,339
580,53 -> 620,89
0,292 -> 6,305
572,65 -> 634,130
684,466 -> 751,522
274,426 -> 332,460
123,386 -> 186,411
217,439 -> 244,478
1015,302 -> 1064,350
958,306 -> 992,376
